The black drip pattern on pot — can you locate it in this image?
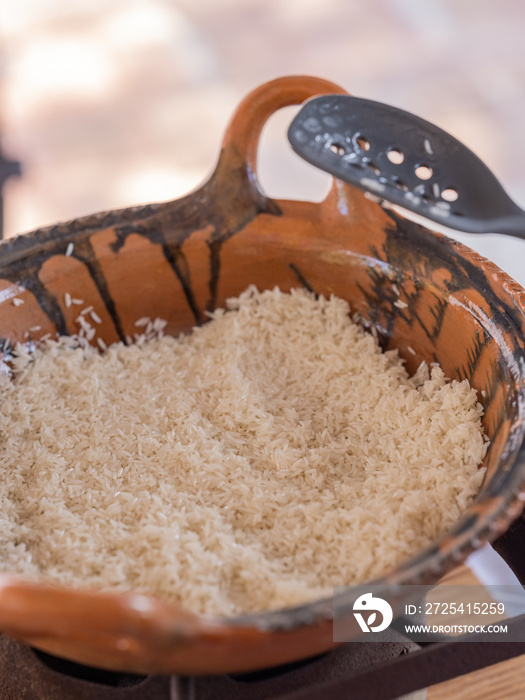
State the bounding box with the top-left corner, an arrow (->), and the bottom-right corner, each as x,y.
0,209 -> 160,342
71,235 -> 126,342
111,222 -> 202,327
288,263 -> 318,297
379,209 -> 525,467
0,164 -> 283,344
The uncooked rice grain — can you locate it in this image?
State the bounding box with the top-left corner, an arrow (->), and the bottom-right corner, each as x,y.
0,287 -> 487,615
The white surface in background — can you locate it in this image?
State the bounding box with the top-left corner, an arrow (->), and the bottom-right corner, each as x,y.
467,544 -> 522,587
467,544 -> 525,618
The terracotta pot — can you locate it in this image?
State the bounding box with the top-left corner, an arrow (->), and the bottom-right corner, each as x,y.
0,75 -> 524,675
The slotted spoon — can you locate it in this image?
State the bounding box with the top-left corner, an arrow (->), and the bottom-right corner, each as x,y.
288,94 -> 525,238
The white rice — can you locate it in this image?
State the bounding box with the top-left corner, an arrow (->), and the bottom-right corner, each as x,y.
0,287 -> 487,616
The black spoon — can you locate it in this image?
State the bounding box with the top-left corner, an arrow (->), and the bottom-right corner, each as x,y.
287,94 -> 525,238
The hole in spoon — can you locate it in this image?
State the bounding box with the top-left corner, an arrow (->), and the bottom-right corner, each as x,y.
415,165 -> 433,180
387,148 -> 404,165
329,142 -> 346,156
392,178 -> 409,192
355,135 -> 371,152
441,188 -> 458,202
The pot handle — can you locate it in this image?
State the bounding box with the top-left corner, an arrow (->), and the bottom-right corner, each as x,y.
0,574 -> 331,675
0,575 -> 239,673
217,75 -> 348,201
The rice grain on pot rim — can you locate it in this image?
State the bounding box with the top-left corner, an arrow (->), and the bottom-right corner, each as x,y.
0,287 -> 487,616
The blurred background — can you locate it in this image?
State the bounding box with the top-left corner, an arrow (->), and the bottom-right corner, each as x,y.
0,0 -> 524,280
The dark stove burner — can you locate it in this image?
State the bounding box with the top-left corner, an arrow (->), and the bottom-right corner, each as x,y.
0,637 -> 167,699
0,636 -> 418,700
32,649 -> 147,688
0,515 -> 523,699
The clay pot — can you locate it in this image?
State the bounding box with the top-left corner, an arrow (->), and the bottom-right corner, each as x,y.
0,76 -> 524,675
